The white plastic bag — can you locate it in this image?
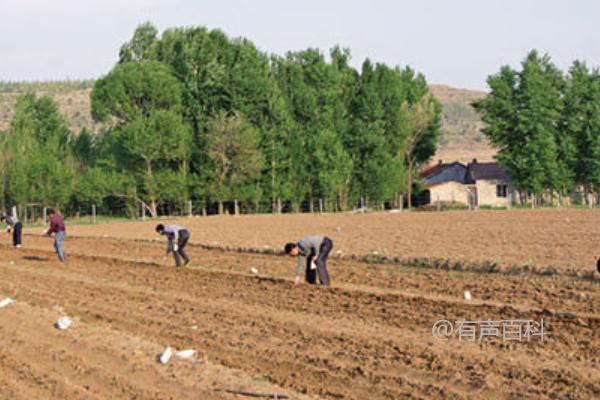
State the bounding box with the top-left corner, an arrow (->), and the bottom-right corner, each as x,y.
250,267 -> 259,275
159,346 -> 173,364
55,316 -> 72,330
464,291 -> 472,301
176,349 -> 196,360
310,261 -> 317,270
0,298 -> 14,309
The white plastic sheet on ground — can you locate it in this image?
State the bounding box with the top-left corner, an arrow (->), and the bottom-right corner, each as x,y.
159,346 -> 173,364
55,316 -> 72,330
0,298 -> 14,309
175,349 -> 196,360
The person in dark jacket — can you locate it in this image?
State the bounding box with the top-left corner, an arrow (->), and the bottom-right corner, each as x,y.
1,212 -> 22,248
45,209 -> 66,262
284,235 -> 333,286
156,224 -> 190,267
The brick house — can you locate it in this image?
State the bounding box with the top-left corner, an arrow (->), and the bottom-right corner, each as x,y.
419,159 -> 512,207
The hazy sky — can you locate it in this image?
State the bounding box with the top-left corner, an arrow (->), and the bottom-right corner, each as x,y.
2,0 -> 599,90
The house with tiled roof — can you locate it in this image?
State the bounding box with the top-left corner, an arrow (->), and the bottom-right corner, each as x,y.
419,159 -> 512,207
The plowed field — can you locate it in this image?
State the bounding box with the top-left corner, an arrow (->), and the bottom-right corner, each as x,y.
66,209 -> 600,272
0,228 -> 598,399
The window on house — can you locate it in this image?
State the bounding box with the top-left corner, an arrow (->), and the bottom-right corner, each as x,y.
496,184 -> 508,198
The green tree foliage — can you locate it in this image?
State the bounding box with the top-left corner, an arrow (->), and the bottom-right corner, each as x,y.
206,112 -> 264,213
401,95 -> 442,208
348,59 -> 394,206
474,50 -> 582,202
563,61 -> 600,199
1,93 -> 73,209
1,22 -> 446,216
118,22 -> 158,63
91,61 -> 192,216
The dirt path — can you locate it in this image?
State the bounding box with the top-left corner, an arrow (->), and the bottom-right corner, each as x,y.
0,238 -> 598,399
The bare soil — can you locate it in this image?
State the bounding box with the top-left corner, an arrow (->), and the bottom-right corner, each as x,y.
64,209 -> 600,272
0,232 -> 598,399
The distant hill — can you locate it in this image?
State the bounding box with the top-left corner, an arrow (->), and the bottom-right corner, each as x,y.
0,81 -> 97,133
0,80 -> 495,163
428,84 -> 495,163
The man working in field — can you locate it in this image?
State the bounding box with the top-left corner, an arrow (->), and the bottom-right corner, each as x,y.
284,236 -> 333,286
45,209 -> 66,262
155,224 -> 191,267
1,212 -> 22,248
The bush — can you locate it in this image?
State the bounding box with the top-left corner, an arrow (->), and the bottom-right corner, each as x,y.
416,201 -> 469,212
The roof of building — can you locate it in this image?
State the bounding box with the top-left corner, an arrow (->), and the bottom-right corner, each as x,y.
421,161 -> 462,178
465,161 -> 508,183
421,159 -> 509,187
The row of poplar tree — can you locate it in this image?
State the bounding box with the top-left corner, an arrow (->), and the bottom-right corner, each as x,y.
0,23 -> 441,216
474,50 -> 600,204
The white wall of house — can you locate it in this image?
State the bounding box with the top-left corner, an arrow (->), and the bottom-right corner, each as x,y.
427,179 -> 513,207
429,181 -> 470,205
475,179 -> 511,207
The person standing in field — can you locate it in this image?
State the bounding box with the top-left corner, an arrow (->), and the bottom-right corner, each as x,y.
45,209 -> 66,262
155,224 -> 191,267
284,236 -> 333,286
1,212 -> 23,248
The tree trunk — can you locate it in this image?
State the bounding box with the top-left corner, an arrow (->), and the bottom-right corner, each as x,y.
145,159 -> 157,217
218,201 -> 224,215
180,160 -> 189,211
292,201 -> 300,213
407,159 -> 414,209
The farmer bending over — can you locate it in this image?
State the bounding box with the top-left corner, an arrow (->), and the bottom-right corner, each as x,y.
156,224 -> 190,267
1,212 -> 22,248
285,236 -> 333,286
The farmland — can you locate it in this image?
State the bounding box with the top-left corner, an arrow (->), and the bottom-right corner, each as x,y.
0,210 -> 597,399
68,208 -> 600,273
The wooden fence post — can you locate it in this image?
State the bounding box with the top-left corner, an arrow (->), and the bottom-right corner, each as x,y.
92,204 -> 97,224
234,199 -> 239,216
188,200 -> 193,217
142,202 -> 146,221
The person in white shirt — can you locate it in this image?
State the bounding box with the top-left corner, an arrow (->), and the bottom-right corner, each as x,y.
155,224 -> 190,267
1,212 -> 22,248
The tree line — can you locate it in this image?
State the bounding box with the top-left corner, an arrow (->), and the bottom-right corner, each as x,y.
474,50 -> 600,205
0,22 -> 441,216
